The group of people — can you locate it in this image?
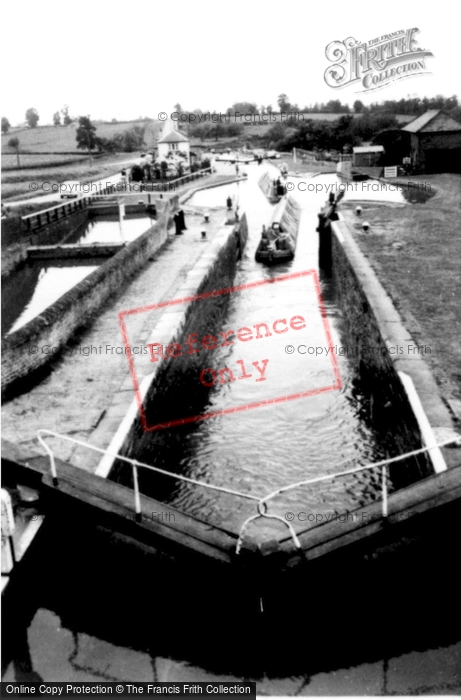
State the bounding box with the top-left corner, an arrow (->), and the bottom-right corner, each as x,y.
273,176 -> 285,197
127,153 -> 164,183
259,223 -> 290,251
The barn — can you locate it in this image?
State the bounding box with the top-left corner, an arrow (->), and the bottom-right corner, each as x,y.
352,145 -> 384,167
402,110 -> 461,173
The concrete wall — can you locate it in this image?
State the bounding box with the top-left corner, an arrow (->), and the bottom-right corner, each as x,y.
1,214 -> 170,400
96,214 -> 249,477
326,217 -> 459,479
2,209 -> 90,279
28,208 -> 89,247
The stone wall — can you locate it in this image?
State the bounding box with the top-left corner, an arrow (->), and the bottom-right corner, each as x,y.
102,215 -> 249,475
327,217 -> 459,480
1,209 -> 90,279
1,214 -> 170,400
27,208 -> 89,247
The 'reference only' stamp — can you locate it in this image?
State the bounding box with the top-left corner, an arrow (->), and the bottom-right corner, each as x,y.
118,269 -> 342,431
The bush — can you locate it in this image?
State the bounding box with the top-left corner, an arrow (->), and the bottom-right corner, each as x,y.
98,125 -> 146,153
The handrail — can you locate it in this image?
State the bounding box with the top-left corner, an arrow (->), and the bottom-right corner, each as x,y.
167,166 -> 212,188
22,184 -> 115,223
22,168 -> 212,230
36,429 -> 260,521
37,429 -> 461,548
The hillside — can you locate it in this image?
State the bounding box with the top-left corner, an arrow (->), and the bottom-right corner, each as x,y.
2,114 -> 415,154
1,120 -> 163,154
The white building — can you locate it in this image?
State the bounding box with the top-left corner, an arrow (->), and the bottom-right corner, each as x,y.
156,118 -> 190,174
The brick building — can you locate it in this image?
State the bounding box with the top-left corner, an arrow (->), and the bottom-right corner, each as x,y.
402,110 -> 461,173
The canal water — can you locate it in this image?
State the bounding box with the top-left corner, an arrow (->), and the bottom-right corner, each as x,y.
2,215 -> 154,337
115,164 -> 405,537
64,213 -> 154,245
2,260 -> 100,336
3,164 -> 460,689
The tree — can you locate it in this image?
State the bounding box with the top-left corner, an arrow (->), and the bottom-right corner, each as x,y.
174,103 -> 183,113
8,137 -> 20,167
1,117 -> 10,134
121,125 -> 145,152
53,111 -> 61,126
226,102 -> 258,115
25,108 -> 39,128
76,116 -> 98,157
61,105 -> 73,126
277,94 -> 291,112
353,100 -> 364,113
326,99 -> 345,113
263,122 -> 286,148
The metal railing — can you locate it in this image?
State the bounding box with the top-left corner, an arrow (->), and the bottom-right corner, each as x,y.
36,429 -> 461,552
36,429 -> 260,518
21,168 -> 212,232
22,183 -> 116,231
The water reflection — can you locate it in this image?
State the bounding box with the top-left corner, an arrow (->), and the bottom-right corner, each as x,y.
2,214 -> 154,337
66,214 -> 154,245
2,261 -> 99,336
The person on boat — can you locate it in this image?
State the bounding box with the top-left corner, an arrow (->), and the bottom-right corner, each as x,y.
259,225 -> 270,250
266,223 -> 282,250
226,196 -> 233,209
276,232 -> 291,251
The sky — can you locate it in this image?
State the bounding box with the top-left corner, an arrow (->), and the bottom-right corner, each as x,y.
1,0 -> 459,126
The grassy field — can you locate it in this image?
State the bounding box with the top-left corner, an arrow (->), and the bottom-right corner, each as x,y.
341,173 -> 461,404
1,154 -> 136,201
1,120 -> 165,201
2,153 -> 88,170
1,120 -> 163,154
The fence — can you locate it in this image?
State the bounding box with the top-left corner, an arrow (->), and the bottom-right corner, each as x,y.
22,183 -> 116,232
37,429 -> 461,556
21,167 -> 213,232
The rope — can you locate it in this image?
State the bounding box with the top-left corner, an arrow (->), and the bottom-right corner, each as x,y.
259,434 -> 461,508
36,429 -> 260,503
37,429 -> 461,556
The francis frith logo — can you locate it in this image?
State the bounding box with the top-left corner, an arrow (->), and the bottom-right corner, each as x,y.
324,28 -> 433,92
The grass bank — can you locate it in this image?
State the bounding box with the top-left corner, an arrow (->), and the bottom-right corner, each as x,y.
341,173 -> 461,406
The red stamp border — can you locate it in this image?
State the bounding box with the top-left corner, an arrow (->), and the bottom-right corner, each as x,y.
118,269 -> 342,431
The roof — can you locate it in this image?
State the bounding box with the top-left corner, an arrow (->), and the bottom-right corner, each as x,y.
353,146 -> 384,154
402,109 -> 461,133
157,130 -> 189,144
